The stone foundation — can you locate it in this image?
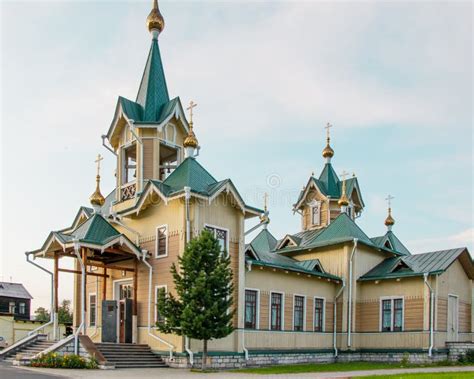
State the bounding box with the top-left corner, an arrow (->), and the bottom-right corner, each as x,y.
160,349 -> 451,369
446,342 -> 474,361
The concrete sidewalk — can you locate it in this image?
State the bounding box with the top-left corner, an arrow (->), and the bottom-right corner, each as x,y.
13,365 -> 474,378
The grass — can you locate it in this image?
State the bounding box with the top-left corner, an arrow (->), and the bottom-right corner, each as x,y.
233,361 -> 465,374
360,373 -> 474,379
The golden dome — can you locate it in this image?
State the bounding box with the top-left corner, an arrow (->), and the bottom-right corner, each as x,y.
385,208 -> 395,226
338,193 -> 349,207
90,175 -> 105,207
183,122 -> 199,148
322,138 -> 334,159
146,0 -> 165,34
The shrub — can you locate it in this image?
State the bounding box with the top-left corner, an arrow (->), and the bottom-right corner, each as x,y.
458,349 -> 474,364
30,352 -> 97,369
400,352 -> 410,367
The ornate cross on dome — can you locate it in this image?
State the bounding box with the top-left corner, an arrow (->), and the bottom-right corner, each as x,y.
187,100 -> 198,124
325,122 -> 333,139
263,192 -> 269,212
95,154 -> 104,177
385,194 -> 395,208
340,170 -> 349,181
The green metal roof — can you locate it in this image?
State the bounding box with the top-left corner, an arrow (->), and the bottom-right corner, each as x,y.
245,229 -> 340,281
318,163 -> 340,197
136,38 -> 170,122
162,157 -> 218,194
360,248 -> 473,281
371,231 -> 411,256
70,213 -> 121,244
277,213 -> 377,254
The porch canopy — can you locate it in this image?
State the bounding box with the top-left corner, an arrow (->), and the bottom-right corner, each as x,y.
28,213 -> 144,338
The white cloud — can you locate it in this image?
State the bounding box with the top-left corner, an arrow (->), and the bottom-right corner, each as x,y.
407,228 -> 474,255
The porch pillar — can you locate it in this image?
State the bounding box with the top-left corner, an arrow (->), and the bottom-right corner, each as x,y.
133,258 -> 138,343
82,248 -> 88,333
102,267 -> 107,300
53,253 -> 59,340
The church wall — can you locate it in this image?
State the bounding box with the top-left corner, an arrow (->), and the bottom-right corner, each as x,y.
289,244 -> 349,278
300,189 -> 329,231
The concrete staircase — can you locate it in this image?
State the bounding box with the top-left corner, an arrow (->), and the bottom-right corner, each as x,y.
2,336 -> 55,363
95,343 -> 167,368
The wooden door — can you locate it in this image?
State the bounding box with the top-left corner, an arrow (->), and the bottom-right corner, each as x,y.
119,300 -> 125,343
447,295 -> 459,341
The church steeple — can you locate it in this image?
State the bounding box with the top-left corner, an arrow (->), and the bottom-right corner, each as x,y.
89,154 -> 105,212
137,0 -> 170,122
322,123 -> 334,163
384,195 -> 395,231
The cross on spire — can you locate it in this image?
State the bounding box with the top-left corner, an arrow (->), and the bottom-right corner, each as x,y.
95,154 -> 104,177
385,194 -> 394,208
325,122 -> 333,140
263,192 -> 269,212
187,100 -> 198,124
340,170 -> 349,182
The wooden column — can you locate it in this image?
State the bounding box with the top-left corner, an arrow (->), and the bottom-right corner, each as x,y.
102,268 -> 107,301
53,253 -> 59,313
82,248 -> 87,313
133,259 -> 138,316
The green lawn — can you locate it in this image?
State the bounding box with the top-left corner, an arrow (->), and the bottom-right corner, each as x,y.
234,362 -> 464,375
360,373 -> 474,379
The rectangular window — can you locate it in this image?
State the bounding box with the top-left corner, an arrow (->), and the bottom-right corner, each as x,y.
9,302 -> 15,314
312,203 -> 321,225
155,285 -> 167,324
119,283 -> 133,300
156,225 -> 168,258
89,294 -> 97,327
245,290 -> 258,329
205,225 -> 228,254
314,298 -> 324,332
19,302 -> 26,315
270,293 -> 283,331
293,295 -> 305,331
381,298 -> 403,332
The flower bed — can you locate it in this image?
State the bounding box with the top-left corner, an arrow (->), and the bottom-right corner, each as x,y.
30,352 -> 98,369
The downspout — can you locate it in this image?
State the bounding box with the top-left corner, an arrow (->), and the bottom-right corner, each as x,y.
73,244 -> 86,355
142,250 -> 175,360
127,119 -> 144,196
25,252 -> 55,338
183,186 -> 194,366
347,238 -> 358,348
101,135 -> 117,156
90,276 -> 99,340
242,261 -> 252,361
424,273 -> 435,357
334,278 -> 345,357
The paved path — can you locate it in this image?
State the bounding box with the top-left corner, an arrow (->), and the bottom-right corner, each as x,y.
0,362 -> 63,379
11,365 -> 474,378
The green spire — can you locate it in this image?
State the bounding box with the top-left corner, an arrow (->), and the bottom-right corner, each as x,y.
318,163 -> 340,198
136,38 -> 170,122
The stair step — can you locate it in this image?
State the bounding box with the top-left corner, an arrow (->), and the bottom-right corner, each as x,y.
114,364 -> 167,368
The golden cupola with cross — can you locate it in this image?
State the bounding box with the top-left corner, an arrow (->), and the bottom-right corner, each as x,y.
293,123 -> 365,231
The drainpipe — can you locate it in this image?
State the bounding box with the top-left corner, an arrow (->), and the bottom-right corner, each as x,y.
90,276 -> 99,340
183,186 -> 194,366
109,213 -> 141,245
242,261 -> 252,361
25,252 -> 55,338
334,278 -> 345,357
347,238 -> 358,348
142,251 -> 175,360
424,273 -> 435,357
101,135 -> 117,156
73,244 -> 86,355
127,119 -> 144,195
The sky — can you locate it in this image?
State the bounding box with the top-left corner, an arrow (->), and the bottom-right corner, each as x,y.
0,0 -> 472,312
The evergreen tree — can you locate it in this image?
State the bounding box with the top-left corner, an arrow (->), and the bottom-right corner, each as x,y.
156,229 -> 234,369
34,307 -> 50,322
58,299 -> 73,324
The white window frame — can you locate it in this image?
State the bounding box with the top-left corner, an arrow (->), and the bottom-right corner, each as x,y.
89,292 -> 97,327
19,302 -> 26,315
244,287 -> 260,330
269,291 -> 285,331
311,202 -> 321,226
204,224 -> 230,255
379,296 -> 404,332
155,224 -> 168,259
155,285 -> 168,323
313,296 -> 326,332
9,302 -> 15,314
292,294 -> 306,331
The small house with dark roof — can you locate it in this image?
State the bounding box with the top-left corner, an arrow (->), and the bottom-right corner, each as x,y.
0,282 -> 33,320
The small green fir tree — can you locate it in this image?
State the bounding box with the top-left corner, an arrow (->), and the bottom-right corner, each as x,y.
156,229 -> 234,370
